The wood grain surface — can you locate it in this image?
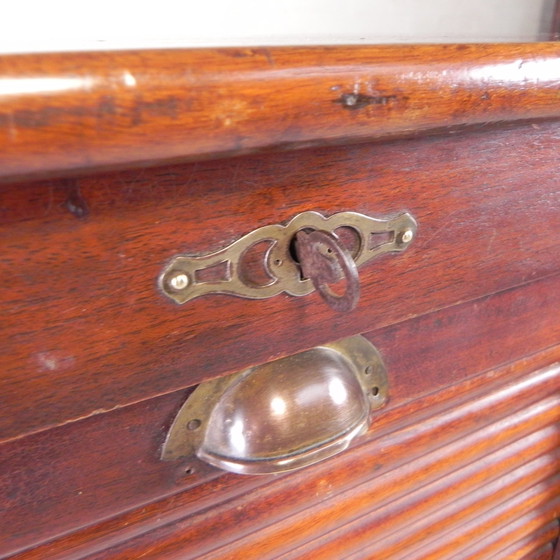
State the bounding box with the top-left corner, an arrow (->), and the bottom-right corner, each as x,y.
2,118 -> 560,442
525,543 -> 556,560
524,544 -> 556,560
0,43 -> 560,182
2,272 -> 560,557
6,341 -> 559,560
485,524 -> 558,560
342,485 -> 560,560
3,43 -> 560,560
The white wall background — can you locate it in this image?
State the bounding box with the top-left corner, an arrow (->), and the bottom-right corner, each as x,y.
1,0 -> 556,54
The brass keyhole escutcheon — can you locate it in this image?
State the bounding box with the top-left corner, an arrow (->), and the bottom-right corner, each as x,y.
159,210 -> 416,310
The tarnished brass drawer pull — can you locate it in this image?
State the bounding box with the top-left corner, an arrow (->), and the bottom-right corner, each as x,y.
159,210 -> 416,310
161,335 -> 388,475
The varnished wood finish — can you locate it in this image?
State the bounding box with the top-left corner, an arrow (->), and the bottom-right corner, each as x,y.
3,118 -> 560,442
428,502 -> 560,560
2,44 -> 560,559
0,44 -> 560,182
527,544 -> 556,560
484,520 -> 558,560
6,341 -> 560,560
3,274 -> 560,557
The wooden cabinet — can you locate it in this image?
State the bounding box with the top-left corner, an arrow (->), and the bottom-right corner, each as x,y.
1,44 -> 559,559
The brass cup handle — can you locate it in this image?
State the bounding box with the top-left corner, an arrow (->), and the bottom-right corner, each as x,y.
161,336 -> 388,475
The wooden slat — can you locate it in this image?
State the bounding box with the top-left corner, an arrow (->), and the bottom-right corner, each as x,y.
344,488 -> 560,560
492,522 -> 558,560
219,430 -> 560,560
442,500 -> 560,560
10,351 -> 559,560
3,118 -> 560,442
521,543 -> 555,560
524,544 -> 556,560
1,44 -> 560,182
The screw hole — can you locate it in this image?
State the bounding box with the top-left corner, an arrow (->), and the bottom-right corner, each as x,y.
274,258 -> 283,266
187,419 -> 201,431
184,466 -> 195,476
371,386 -> 380,397
364,365 -> 373,375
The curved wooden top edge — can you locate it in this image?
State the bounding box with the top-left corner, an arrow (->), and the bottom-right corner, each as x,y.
0,43 -> 559,182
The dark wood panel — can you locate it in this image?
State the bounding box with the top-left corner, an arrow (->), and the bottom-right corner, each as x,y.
0,388 -> 226,558
8,345 -> 559,560
2,119 -> 560,441
369,271 -> 560,403
1,44 -> 560,182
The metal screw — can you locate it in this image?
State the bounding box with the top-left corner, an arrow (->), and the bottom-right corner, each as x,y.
169,273 -> 189,291
401,229 -> 414,243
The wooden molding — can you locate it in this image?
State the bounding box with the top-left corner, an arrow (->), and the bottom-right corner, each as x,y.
1,43 -> 560,182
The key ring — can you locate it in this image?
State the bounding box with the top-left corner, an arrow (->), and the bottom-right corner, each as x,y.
295,229 -> 360,312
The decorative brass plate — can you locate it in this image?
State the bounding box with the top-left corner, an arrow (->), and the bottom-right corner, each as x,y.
161,335 -> 388,475
159,210 -> 416,305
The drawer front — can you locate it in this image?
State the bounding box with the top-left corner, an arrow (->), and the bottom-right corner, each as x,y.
2,119 -> 560,442
3,275 -> 560,559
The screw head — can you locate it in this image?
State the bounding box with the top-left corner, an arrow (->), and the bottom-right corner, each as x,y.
169,272 -> 189,291
401,229 -> 414,243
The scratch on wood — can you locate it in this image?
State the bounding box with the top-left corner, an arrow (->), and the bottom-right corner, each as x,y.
486,228 -> 497,257
63,179 -> 89,218
334,93 -> 402,110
